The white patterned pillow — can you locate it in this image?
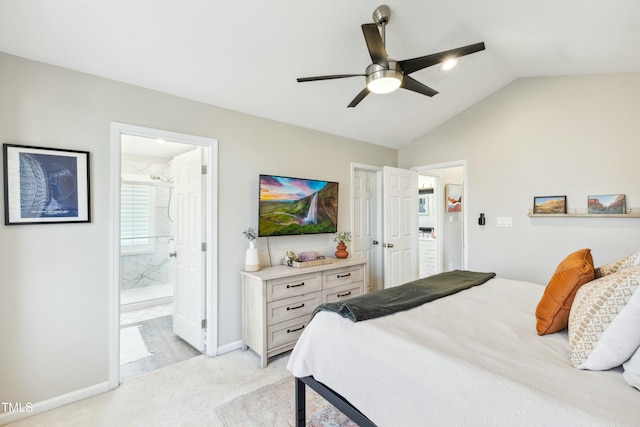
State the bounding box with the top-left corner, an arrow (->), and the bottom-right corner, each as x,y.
594,252 -> 640,278
623,346 -> 640,390
568,265 -> 640,370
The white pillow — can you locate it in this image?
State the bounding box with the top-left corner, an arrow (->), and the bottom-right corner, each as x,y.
568,265 -> 640,370
623,346 -> 640,390
594,251 -> 640,278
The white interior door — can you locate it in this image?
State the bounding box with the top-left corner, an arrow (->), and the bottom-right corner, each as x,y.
173,148 -> 205,351
382,166 -> 418,288
352,169 -> 382,293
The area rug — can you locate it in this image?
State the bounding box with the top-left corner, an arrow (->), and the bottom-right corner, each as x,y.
214,376 -> 358,426
120,325 -> 152,364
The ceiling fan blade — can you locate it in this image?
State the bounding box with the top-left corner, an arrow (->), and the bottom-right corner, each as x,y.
361,24 -> 388,67
401,76 -> 438,97
398,42 -> 486,75
297,74 -> 364,83
347,87 -> 370,108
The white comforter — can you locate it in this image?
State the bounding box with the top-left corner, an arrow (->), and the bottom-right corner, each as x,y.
287,278 -> 640,426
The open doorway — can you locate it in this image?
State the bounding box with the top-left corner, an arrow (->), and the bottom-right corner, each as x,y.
119,135 -> 202,380
414,161 -> 467,272
351,161 -> 467,290
109,123 -> 218,388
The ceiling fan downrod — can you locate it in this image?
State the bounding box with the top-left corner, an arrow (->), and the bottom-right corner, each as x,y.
372,5 -> 391,50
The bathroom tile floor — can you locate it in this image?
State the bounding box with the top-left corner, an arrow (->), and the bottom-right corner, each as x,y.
119,302 -> 201,381
120,315 -> 201,381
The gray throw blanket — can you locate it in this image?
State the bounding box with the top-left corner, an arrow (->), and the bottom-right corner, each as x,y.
314,270 -> 496,322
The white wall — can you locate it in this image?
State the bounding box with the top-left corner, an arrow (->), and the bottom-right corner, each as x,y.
399,74 -> 640,285
0,53 -> 396,412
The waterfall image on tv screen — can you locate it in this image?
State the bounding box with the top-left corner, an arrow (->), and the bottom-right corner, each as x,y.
258,174 -> 338,237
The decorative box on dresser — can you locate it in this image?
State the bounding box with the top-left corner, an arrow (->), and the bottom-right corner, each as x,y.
240,258 -> 367,367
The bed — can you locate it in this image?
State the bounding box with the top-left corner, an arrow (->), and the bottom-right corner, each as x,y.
287,259 -> 640,426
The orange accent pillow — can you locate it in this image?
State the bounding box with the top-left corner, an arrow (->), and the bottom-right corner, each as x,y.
535,248 -> 595,335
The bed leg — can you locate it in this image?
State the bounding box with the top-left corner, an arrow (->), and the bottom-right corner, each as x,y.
295,377 -> 306,427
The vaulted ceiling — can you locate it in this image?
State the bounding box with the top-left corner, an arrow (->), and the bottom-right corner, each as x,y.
2,1 -> 640,149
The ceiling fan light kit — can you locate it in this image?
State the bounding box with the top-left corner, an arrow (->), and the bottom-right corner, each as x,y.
366,62 -> 402,94
297,4 -> 486,107
439,58 -> 459,72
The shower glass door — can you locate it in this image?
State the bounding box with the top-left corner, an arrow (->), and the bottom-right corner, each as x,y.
120,174 -> 175,309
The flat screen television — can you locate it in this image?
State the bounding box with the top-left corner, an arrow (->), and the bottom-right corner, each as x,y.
258,174 -> 338,237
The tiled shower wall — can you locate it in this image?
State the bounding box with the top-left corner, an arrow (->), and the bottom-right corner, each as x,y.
120,158 -> 174,291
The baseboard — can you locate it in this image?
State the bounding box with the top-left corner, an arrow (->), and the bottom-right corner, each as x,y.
120,296 -> 173,312
0,381 -> 110,424
217,340 -> 243,355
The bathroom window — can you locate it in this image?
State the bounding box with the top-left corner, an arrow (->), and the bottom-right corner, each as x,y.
121,184 -> 155,254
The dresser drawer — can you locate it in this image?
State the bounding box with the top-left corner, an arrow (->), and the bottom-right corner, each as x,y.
266,273 -> 322,302
266,292 -> 321,325
267,316 -> 309,349
323,282 -> 363,303
323,265 -> 364,289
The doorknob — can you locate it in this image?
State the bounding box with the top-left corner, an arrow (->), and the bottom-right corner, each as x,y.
372,240 -> 379,245
169,251 -> 177,257
385,243 -> 394,248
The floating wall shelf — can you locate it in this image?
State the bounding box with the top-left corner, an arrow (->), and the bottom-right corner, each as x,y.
528,208 -> 640,218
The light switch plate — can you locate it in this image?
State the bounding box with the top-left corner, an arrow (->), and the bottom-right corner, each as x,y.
497,217 -> 513,228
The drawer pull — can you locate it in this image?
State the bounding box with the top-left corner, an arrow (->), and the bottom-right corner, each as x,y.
286,282 -> 305,288
287,325 -> 305,333
287,303 -> 305,311
337,273 -> 351,278
337,291 -> 352,298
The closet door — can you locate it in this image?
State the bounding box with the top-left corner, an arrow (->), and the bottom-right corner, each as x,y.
382,166 -> 418,288
352,169 -> 382,292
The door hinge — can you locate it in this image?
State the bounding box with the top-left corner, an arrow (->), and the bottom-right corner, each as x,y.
201,242 -> 207,251
201,165 -> 207,175
201,319 -> 207,329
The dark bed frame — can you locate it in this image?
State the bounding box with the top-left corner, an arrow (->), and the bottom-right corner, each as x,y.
295,376 -> 377,427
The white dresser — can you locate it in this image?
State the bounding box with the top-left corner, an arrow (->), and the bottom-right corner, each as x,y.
419,238 -> 437,277
240,258 -> 366,367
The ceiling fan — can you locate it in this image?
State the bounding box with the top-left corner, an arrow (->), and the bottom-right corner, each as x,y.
297,5 -> 486,108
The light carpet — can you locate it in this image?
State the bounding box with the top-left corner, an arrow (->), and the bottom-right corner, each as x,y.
215,376 -> 357,427
8,350 -> 292,426
119,325 -> 152,364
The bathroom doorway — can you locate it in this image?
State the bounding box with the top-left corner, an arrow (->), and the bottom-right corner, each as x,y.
119,135 -> 200,380
109,123 -> 218,387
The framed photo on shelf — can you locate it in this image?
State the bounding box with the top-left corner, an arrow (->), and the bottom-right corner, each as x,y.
588,194 -> 625,215
3,143 -> 91,225
533,195 -> 567,214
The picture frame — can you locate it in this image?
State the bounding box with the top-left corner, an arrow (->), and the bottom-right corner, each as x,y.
533,195 -> 567,214
418,193 -> 429,215
588,194 -> 625,215
446,184 -> 462,212
3,143 -> 91,225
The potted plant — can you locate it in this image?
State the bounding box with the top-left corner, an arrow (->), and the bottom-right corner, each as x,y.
333,231 -> 352,259
243,227 -> 260,271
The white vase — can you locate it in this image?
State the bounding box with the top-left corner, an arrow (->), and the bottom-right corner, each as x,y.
245,240 -> 260,271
